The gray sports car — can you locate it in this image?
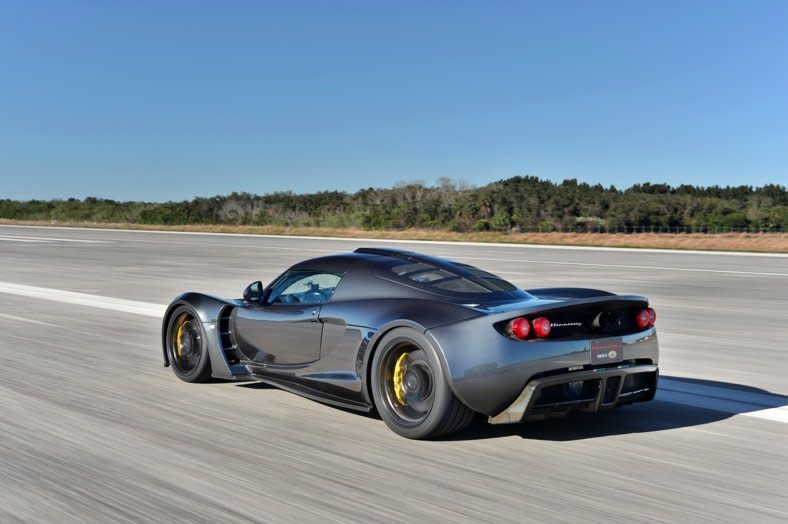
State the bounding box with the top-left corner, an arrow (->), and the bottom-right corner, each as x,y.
161,247 -> 659,439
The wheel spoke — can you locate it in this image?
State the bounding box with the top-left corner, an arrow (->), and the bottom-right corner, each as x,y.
392,352 -> 409,405
170,312 -> 201,373
383,344 -> 435,424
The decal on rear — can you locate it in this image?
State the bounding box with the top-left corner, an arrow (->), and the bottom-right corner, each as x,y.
591,337 -> 623,364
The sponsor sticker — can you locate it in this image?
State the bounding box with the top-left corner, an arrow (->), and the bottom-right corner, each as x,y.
590,337 -> 623,364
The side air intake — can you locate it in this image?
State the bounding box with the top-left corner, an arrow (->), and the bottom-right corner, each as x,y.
218,307 -> 242,365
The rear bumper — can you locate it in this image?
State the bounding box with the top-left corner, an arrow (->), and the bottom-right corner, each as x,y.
427,321 -> 659,416
489,363 -> 658,424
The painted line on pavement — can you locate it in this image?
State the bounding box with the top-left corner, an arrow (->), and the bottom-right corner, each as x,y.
658,378 -> 788,424
0,312 -> 62,327
461,256 -> 788,277
2,227 -> 784,277
0,282 -> 164,318
0,234 -> 109,244
0,236 -> 51,243
0,280 -> 786,424
1,224 -> 786,257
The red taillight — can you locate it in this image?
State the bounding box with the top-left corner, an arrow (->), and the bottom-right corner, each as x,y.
510,317 -> 531,339
532,317 -> 551,338
636,308 -> 656,329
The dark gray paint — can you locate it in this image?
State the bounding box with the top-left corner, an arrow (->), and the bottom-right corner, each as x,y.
232,304 -> 322,364
162,248 -> 658,416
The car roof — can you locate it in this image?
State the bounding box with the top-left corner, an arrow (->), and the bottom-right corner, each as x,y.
289,252 -> 374,274
290,247 -> 531,303
289,247 -> 457,274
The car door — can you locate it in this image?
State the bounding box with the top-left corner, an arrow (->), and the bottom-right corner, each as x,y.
231,271 -> 342,365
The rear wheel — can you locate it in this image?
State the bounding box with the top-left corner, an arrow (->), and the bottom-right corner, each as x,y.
371,327 -> 474,439
165,305 -> 212,382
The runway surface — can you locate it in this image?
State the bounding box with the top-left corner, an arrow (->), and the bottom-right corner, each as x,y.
1,225 -> 786,523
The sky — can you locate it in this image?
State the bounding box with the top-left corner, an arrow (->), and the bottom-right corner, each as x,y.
1,1 -> 787,202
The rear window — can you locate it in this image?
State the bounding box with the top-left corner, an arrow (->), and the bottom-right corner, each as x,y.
392,263 -> 433,276
455,263 -> 518,292
409,269 -> 454,283
391,261 -> 517,294
433,278 -> 490,293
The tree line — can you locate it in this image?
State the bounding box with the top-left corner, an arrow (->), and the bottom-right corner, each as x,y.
1,176 -> 785,232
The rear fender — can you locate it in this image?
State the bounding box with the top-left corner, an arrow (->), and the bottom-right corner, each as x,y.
360,319 -> 425,408
425,295 -> 659,416
427,319 -> 660,416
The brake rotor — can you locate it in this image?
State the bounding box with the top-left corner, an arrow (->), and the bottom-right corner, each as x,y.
175,315 -> 190,360
393,352 -> 409,405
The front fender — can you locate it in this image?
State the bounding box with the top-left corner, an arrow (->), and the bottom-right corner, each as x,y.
160,292 -> 241,371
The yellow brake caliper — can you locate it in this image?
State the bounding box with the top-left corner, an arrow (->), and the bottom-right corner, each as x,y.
393,353 -> 409,405
175,316 -> 188,359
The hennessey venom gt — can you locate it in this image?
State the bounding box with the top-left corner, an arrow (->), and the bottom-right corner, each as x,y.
162,247 -> 659,439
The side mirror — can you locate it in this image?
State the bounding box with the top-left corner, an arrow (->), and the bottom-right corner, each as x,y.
243,281 -> 264,302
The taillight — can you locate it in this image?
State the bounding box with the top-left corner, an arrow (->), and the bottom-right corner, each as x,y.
533,317 -> 551,338
509,317 -> 531,339
636,308 -> 656,329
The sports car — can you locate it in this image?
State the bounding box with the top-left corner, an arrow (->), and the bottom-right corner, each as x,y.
161,247 -> 659,439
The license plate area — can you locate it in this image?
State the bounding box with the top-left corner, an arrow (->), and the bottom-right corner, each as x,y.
590,337 -> 623,364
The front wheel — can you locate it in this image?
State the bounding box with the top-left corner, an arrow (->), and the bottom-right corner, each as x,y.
165,305 -> 212,382
371,328 -> 474,439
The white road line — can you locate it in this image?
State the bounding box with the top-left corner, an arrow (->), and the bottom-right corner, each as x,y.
657,378 -> 788,424
1,224 -> 786,257
0,312 -> 62,327
660,378 -> 787,407
0,236 -> 52,243
0,279 -> 785,424
118,244 -> 787,276
0,282 -> 164,318
0,234 -> 108,244
4,227 -> 783,277
744,407 -> 788,424
459,256 -> 788,277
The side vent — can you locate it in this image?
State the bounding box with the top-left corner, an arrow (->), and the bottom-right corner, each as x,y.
218,307 -> 242,365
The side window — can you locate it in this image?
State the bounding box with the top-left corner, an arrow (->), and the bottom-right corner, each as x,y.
267,271 -> 342,306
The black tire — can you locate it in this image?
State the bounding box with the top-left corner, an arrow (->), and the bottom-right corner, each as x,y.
165,305 -> 212,383
371,327 -> 474,439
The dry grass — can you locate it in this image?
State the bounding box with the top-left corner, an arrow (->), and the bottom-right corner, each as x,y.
2,219 -> 786,253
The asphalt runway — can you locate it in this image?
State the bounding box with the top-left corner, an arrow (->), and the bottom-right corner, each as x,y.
1,225 -> 786,523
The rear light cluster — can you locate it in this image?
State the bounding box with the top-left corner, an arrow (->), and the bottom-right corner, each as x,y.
635,307 -> 657,329
510,317 -> 531,339
508,306 -> 656,340
508,316 -> 552,340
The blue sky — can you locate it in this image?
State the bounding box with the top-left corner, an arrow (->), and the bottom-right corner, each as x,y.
1,1 -> 786,201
